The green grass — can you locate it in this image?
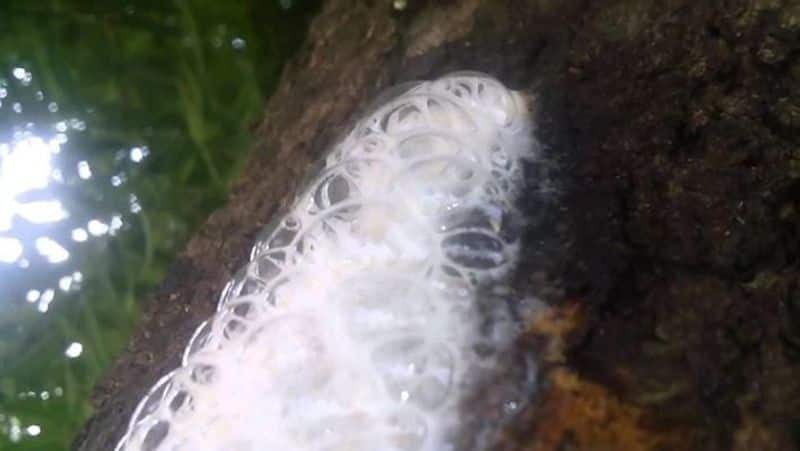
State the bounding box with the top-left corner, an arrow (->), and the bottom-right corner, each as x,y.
0,1 -> 318,449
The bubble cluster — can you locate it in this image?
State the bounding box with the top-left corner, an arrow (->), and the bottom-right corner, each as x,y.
117,73 -> 535,451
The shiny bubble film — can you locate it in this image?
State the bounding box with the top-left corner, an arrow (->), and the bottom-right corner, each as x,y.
117,73 -> 537,451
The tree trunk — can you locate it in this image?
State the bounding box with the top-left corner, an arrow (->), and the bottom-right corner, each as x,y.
75,0 -> 800,450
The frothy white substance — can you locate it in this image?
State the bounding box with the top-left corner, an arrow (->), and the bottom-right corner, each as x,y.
117,73 -> 534,451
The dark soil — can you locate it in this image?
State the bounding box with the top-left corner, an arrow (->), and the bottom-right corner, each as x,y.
76,1 -> 800,450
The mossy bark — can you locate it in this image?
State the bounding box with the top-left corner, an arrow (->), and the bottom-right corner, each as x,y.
75,1 -> 800,450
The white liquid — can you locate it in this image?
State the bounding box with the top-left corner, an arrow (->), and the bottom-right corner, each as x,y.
117,73 -> 535,451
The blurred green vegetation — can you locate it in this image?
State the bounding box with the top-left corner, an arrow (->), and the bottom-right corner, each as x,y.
0,1 -> 318,449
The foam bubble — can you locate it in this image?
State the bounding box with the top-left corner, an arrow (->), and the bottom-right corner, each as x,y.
117,73 -> 535,451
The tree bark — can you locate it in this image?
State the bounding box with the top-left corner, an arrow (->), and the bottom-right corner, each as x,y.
75,0 -> 800,450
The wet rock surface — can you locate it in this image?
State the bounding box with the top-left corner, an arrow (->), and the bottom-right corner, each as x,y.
76,1 -> 800,450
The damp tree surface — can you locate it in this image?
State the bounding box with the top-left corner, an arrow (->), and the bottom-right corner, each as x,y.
76,1 -> 800,450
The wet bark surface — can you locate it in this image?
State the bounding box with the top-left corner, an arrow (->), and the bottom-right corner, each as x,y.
75,1 -> 800,450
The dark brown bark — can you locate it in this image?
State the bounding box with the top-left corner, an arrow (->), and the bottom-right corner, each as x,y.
75,1 -> 800,450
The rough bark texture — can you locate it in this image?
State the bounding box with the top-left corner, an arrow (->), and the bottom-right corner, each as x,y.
75,0 -> 800,450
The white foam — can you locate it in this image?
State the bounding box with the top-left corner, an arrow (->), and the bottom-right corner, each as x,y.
117,73 -> 535,451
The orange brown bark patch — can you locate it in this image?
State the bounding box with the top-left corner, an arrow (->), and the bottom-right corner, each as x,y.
526,368 -> 675,451
529,301 -> 586,364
